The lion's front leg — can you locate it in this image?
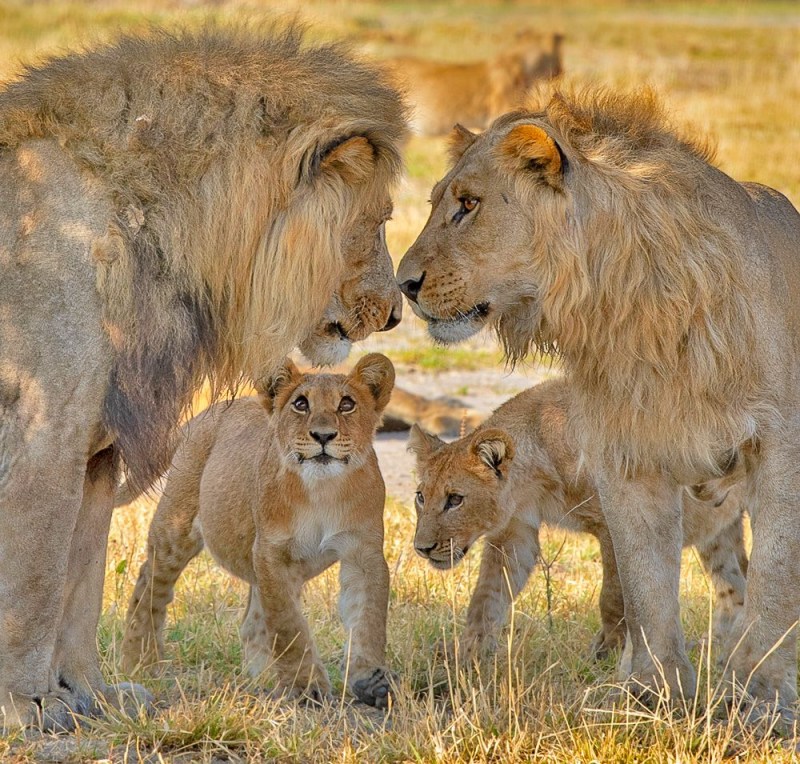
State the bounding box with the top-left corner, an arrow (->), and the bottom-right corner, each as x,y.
597,469 -> 696,703
725,434 -> 800,727
461,517 -> 540,660
52,447 -> 153,721
253,541 -> 331,703
338,539 -> 394,708
0,438 -> 88,731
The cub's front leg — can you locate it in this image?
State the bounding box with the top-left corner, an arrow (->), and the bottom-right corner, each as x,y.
338,534 -> 394,708
461,517 -> 540,660
252,539 -> 331,703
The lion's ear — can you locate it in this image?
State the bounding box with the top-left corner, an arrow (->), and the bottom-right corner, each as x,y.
314,135 -> 376,185
498,124 -> 564,189
472,428 -> 515,478
447,124 -> 477,165
407,423 -> 445,459
350,353 -> 395,413
255,358 -> 302,413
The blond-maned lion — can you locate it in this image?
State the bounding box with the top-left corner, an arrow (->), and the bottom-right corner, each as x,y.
121,354 -> 396,707
397,85 -> 800,719
0,27 -> 408,730
388,33 -> 563,136
409,378 -> 748,661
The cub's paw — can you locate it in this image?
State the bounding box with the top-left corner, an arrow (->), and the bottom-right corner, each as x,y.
103,682 -> 156,719
589,627 -> 626,661
269,676 -> 332,707
350,667 -> 397,710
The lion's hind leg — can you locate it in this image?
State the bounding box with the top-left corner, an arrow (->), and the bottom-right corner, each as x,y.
122,483 -> 204,675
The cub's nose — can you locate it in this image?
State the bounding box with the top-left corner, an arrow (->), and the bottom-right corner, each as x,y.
414,542 -> 436,558
310,430 -> 337,445
399,272 -> 425,303
380,305 -> 402,332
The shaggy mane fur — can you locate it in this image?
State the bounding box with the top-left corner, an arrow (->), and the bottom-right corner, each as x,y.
0,26 -> 407,487
494,86 -> 767,477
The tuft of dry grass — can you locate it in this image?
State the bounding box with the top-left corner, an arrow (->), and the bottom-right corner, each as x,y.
2,1 -> 799,761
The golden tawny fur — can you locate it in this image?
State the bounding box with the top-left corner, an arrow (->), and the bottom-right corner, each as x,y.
122,354 -> 396,707
388,33 -> 563,136
0,27 -> 407,731
409,378 -> 748,660
398,84 -> 800,717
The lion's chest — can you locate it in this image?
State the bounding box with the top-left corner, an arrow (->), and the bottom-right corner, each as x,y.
284,480 -> 352,565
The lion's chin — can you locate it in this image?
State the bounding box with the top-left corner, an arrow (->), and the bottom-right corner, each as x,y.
427,545 -> 470,570
414,303 -> 491,345
299,326 -> 353,367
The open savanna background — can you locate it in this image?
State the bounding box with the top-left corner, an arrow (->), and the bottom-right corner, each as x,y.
2,0 -> 799,761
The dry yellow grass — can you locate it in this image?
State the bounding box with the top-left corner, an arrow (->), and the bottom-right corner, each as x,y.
2,1 -> 799,761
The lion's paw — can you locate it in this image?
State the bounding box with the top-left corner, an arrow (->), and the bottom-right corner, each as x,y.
350,667 -> 397,710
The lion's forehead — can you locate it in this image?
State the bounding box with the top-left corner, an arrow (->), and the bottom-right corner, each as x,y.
418,447 -> 492,497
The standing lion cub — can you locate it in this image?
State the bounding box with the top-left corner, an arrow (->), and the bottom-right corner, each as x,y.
122,354 -> 396,707
409,378 -> 748,659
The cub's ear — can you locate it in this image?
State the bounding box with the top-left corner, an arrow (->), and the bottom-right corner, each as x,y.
309,135 -> 376,186
350,353 -> 395,413
498,124 -> 564,189
255,358 -> 302,413
407,423 -> 446,459
471,428 -> 515,478
447,123 -> 478,165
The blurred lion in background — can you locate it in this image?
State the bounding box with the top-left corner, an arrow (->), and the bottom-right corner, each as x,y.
389,32 -> 563,135
0,25 -> 408,730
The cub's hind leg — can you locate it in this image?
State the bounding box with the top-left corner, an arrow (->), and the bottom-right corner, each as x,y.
121,417 -> 219,674
695,513 -> 748,645
240,586 -> 270,678
122,482 -> 204,674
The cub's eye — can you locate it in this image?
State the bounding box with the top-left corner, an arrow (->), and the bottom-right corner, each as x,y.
445,493 -> 464,510
338,396 -> 356,413
452,196 -> 480,223
292,396 -> 309,413
415,491 -> 425,507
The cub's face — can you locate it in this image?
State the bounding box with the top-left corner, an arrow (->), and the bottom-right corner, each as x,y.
300,193 -> 403,366
259,354 -> 395,480
396,120 -> 567,353
408,425 -> 515,569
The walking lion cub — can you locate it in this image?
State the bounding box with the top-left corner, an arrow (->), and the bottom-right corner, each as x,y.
409,378 -> 748,660
122,354 -> 396,707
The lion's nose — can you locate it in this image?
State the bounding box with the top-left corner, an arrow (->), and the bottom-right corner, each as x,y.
310,430 -> 337,445
399,272 -> 425,303
380,306 -> 402,332
414,542 -> 436,557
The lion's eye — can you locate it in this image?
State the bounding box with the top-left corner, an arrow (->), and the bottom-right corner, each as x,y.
338,396 -> 356,413
415,491 -> 425,507
292,396 -> 309,413
452,196 -> 480,223
445,493 -> 464,510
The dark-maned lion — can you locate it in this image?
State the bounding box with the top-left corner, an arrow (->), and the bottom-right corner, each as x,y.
0,27 -> 408,730
397,86 -> 800,722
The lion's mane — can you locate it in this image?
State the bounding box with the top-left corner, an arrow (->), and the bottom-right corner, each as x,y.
0,26 -> 407,487
495,87 -> 768,476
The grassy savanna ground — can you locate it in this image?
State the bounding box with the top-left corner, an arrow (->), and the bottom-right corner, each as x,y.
2,0 -> 800,760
